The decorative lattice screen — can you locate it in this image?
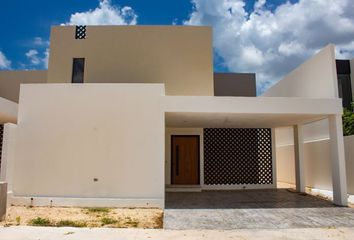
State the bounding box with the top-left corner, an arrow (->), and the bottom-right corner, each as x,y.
75,25 -> 87,39
0,125 -> 3,172
204,128 -> 273,185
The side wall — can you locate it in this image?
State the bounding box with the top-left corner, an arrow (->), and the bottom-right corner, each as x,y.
276,125 -> 354,194
47,26 -> 213,96
11,84 -> 165,208
262,45 -> 338,98
0,71 -> 47,102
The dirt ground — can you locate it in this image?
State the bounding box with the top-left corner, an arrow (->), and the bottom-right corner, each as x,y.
1,206 -> 163,229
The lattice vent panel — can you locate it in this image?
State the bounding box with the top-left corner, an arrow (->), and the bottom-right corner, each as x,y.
204,128 -> 273,185
75,25 -> 87,39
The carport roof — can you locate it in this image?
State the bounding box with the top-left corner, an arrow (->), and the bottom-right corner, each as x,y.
163,96 -> 342,128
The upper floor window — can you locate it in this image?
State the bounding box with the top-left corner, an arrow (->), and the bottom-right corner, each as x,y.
72,58 -> 85,83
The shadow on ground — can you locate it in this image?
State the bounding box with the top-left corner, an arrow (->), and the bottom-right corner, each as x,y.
165,189 -> 336,209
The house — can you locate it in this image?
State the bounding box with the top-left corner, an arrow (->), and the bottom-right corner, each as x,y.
0,25 -> 349,208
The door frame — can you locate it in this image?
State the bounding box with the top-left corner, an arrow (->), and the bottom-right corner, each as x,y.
171,135 -> 200,185
165,128 -> 204,186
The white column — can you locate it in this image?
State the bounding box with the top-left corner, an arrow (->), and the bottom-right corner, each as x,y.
294,124 -> 305,193
328,115 -> 348,206
271,128 -> 277,188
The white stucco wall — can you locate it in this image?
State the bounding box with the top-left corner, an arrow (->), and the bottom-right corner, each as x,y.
276,127 -> 354,195
10,84 -> 165,208
0,123 -> 17,193
262,45 -> 338,98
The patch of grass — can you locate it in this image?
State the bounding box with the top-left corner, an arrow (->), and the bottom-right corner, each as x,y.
153,213 -> 163,228
56,220 -> 87,228
125,217 -> 139,227
15,216 -> 21,225
63,231 -> 75,235
101,217 -> 118,226
84,207 -> 110,214
28,217 -> 52,226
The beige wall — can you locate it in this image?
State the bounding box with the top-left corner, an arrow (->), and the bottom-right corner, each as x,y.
10,84 -> 165,207
47,26 -> 213,96
263,45 -> 338,98
0,70 -> 47,102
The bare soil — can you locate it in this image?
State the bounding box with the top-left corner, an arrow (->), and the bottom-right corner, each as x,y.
1,206 -> 163,228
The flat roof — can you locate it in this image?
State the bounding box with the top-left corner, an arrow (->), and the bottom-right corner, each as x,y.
163,96 -> 342,128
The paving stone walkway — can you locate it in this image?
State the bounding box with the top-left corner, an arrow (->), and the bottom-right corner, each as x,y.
164,189 -> 354,229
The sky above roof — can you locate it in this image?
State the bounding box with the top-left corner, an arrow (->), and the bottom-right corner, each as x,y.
0,0 -> 353,93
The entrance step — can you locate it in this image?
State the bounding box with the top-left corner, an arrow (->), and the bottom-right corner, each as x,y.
165,185 -> 202,192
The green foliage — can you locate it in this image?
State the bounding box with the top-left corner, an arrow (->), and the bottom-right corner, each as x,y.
343,102 -> 354,136
56,220 -> 87,228
101,217 -> 118,225
15,216 -> 21,225
85,207 -> 110,213
28,217 -> 52,226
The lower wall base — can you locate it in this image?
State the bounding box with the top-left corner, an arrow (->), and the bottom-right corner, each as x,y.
7,193 -> 164,209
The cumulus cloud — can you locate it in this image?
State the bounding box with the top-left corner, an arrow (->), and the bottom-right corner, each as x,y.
25,49 -> 48,68
25,49 -> 40,65
0,51 -> 11,69
185,0 -> 354,93
64,0 -> 137,25
33,37 -> 49,47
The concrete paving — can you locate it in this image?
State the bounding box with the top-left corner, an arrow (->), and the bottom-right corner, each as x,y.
164,189 -> 354,230
1,226 -> 354,240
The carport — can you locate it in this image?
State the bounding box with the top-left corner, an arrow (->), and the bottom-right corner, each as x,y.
162,96 -> 347,207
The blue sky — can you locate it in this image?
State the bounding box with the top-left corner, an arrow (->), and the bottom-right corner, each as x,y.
0,0 -> 353,93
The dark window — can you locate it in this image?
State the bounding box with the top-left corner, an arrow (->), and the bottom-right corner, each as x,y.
336,60 -> 352,109
72,58 -> 85,83
338,74 -> 353,109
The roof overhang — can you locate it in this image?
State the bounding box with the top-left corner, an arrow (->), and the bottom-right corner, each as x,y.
162,96 -> 342,128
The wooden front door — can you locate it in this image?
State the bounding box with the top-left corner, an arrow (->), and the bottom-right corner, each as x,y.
171,135 -> 200,185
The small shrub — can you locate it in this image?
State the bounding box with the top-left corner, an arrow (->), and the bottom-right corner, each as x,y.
56,220 -> 87,228
28,217 -> 52,226
343,103 -> 354,136
101,217 -> 118,225
153,213 -> 163,228
125,217 -> 139,227
15,216 -> 21,225
85,207 -> 110,213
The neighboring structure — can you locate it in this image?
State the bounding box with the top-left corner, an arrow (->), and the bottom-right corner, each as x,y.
0,25 -> 349,208
336,60 -> 353,109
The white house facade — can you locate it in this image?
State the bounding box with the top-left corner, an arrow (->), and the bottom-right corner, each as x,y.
0,25 -> 351,208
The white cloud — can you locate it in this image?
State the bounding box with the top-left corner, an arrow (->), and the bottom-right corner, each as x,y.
64,0 -> 137,25
0,51 -> 11,69
185,0 -> 354,93
25,49 -> 48,68
25,49 -> 41,65
43,48 -> 49,68
33,37 -> 49,47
